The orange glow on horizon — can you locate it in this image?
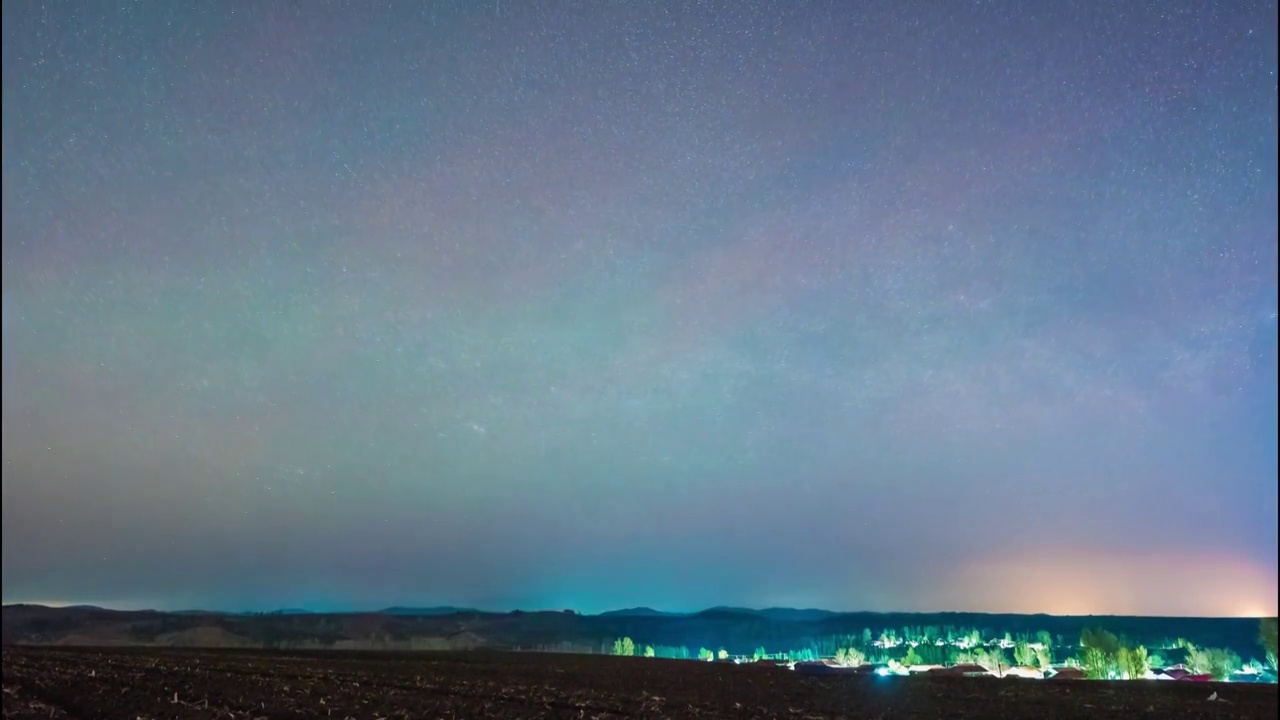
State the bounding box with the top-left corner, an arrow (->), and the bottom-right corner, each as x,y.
942,549 -> 1279,617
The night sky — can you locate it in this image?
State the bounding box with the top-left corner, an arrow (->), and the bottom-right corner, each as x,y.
2,1 -> 1277,618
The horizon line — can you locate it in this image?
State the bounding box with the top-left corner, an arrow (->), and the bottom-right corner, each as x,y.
2,601 -> 1274,621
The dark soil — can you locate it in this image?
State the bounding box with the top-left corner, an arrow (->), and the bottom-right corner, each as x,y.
3,646 -> 1276,719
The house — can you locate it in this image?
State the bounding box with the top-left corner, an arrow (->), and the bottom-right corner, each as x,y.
1047,667 -> 1087,680
929,664 -> 991,677
794,661 -> 860,676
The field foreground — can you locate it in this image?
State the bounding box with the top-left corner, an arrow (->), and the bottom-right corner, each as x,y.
3,648 -> 1277,720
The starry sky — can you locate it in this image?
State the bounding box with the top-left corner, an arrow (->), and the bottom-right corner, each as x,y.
2,1 -> 1277,618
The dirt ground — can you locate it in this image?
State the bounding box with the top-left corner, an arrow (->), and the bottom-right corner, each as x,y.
3,647 -> 1277,719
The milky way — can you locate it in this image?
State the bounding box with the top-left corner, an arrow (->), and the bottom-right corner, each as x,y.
2,1 -> 1276,616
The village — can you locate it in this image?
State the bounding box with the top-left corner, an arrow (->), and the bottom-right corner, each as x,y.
609,623 -> 1279,684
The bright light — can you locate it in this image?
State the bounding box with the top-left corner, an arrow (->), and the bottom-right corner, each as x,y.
875,668 -> 891,677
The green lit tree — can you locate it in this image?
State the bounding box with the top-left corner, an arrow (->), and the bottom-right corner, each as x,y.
799,647 -> 819,661
902,646 -> 923,666
974,646 -> 1006,676
989,645 -> 1007,676
1117,645 -> 1149,679
1034,646 -> 1053,670
1184,643 -> 1240,680
643,645 -> 655,658
1014,640 -> 1036,667
1260,618 -> 1278,671
1081,648 -> 1110,679
753,646 -> 767,662
611,637 -> 636,657
717,648 -> 728,661
697,647 -> 713,661
914,642 -> 945,665
839,647 -> 866,667
1080,628 -> 1121,679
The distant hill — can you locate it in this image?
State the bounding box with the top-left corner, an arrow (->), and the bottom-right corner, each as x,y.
756,608 -> 841,622
691,607 -> 763,620
689,607 -> 840,622
379,606 -> 479,616
596,607 -> 681,618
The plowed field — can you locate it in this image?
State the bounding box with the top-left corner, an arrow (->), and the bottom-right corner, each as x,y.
3,647 -> 1276,719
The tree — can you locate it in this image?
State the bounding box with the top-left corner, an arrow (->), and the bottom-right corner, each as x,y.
1117,645 -> 1149,679
697,647 -> 713,661
1035,630 -> 1053,648
914,642 -> 945,665
1081,628 -> 1121,655
902,646 -> 923,667
861,628 -> 874,648
612,637 -> 636,657
1184,643 -> 1240,680
1080,628 -> 1121,679
1014,640 -> 1036,667
1034,646 -> 1053,670
1260,618 -> 1278,671
1081,648 -> 1111,679
717,648 -> 729,661
835,647 -> 866,666
988,645 -> 1007,676
753,647 -> 767,662
643,645 -> 655,658
975,646 -> 1006,677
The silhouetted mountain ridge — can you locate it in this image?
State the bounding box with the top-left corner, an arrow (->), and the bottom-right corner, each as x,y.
380,606 -> 480,616
595,607 -> 677,618
597,607 -> 837,621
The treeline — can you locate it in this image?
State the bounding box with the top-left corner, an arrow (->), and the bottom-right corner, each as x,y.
597,618 -> 1279,682
584,614 -> 1268,661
